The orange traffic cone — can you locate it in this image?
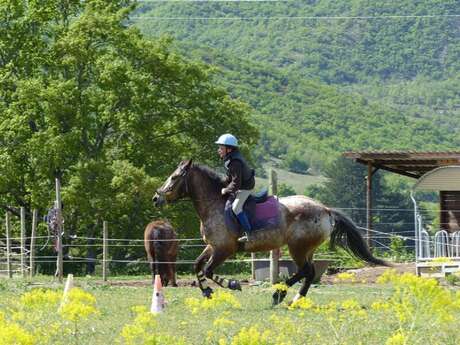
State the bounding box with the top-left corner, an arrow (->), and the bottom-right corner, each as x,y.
150,274 -> 165,313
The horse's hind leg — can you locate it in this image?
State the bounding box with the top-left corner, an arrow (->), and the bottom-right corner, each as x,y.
292,259 -> 316,302
170,261 -> 178,287
273,234 -> 322,306
272,258 -> 314,305
147,253 -> 156,285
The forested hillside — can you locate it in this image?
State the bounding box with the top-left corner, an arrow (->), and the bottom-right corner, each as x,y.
133,0 -> 460,171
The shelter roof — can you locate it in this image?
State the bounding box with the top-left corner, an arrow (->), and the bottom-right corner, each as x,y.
343,151 -> 460,179
413,166 -> 460,191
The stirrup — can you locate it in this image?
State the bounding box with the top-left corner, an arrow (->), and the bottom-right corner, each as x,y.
237,233 -> 250,242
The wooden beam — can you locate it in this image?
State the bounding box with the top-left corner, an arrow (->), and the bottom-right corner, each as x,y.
356,159 -> 420,178
366,163 -> 372,249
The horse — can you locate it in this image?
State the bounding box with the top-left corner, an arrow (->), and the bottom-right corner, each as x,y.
152,159 -> 389,305
144,220 -> 178,287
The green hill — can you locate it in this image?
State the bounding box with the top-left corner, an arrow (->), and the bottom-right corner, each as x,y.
131,1 -> 460,172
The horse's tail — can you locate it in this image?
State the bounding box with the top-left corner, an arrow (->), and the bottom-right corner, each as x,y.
144,224 -> 156,274
330,209 -> 390,266
145,221 -> 169,276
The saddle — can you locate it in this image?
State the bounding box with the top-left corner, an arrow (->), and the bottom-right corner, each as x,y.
224,188 -> 281,235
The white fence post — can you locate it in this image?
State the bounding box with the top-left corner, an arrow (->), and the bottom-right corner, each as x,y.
269,168 -> 279,284
56,178 -> 64,282
5,211 -> 12,278
20,207 -> 26,277
102,221 -> 108,281
30,209 -> 38,278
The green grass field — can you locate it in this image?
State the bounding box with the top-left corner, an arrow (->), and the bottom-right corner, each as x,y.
1,272 -> 460,344
255,168 -> 326,195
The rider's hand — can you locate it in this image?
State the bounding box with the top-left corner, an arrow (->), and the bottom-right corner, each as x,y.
221,188 -> 227,195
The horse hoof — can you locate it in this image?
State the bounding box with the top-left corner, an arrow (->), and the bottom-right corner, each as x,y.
202,287 -> 213,298
272,290 -> 287,306
228,279 -> 241,291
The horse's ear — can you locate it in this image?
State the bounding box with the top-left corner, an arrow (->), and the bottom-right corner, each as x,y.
184,159 -> 193,169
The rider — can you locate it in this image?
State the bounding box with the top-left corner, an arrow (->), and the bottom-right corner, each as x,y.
216,133 -> 255,242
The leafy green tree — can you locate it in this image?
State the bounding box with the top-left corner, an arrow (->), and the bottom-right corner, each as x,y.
0,0 -> 257,272
306,157 -> 414,251
278,183 -> 296,197
305,157 -> 368,224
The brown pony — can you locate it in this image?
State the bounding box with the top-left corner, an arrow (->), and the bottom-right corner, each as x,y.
152,160 -> 388,304
144,220 -> 178,287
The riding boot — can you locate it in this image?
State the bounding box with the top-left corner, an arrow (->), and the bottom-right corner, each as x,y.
236,212 -> 252,242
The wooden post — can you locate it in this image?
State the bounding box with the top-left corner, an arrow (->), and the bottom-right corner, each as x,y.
102,221 -> 108,281
366,163 -> 373,248
5,211 -> 12,278
30,209 -> 38,278
269,168 -> 280,284
251,254 -> 255,280
56,178 -> 64,282
20,207 -> 26,278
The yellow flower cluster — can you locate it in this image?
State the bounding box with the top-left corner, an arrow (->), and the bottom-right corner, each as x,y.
288,296 -> 313,310
120,305 -> 187,345
431,257 -> 454,264
271,282 -> 288,292
385,331 -> 406,345
336,272 -> 357,283
219,326 -> 275,345
59,288 -> 98,323
0,312 -> 35,345
213,313 -> 236,328
373,270 -> 460,343
185,291 -> 241,315
20,289 -> 61,310
0,287 -> 99,344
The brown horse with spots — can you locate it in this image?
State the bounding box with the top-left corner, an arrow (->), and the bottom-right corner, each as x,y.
144,220 -> 178,287
152,160 -> 388,304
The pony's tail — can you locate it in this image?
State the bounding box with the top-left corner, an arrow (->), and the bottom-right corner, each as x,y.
330,209 -> 390,267
152,231 -> 163,275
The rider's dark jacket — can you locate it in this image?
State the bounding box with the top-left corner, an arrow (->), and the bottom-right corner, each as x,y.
222,150 -> 255,195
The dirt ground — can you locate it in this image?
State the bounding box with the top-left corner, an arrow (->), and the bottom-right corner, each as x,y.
320,262 -> 416,284
99,263 -> 416,287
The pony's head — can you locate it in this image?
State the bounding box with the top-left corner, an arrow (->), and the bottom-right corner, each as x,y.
152,159 -> 193,207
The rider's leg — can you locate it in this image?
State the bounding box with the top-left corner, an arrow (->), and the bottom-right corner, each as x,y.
232,190 -> 252,241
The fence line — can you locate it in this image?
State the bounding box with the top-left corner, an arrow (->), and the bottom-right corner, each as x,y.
2,205 -> 448,280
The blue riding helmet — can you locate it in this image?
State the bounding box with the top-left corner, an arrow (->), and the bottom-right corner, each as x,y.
215,133 -> 238,147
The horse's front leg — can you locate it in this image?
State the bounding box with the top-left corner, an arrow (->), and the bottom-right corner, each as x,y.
194,245 -> 213,297
204,249 -> 241,293
195,246 -> 239,298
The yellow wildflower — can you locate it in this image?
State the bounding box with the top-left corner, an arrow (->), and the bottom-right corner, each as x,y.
272,282 -> 288,292
385,331 -> 406,345
185,291 -> 241,315
336,272 -> 357,283
59,288 -> 98,322
288,297 -> 314,310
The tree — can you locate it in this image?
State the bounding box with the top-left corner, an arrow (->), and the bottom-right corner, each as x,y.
278,183 -> 296,197
0,0 -> 257,271
305,157 -> 368,224
305,157 -> 414,250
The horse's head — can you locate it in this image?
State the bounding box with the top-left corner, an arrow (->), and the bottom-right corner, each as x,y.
152,159 -> 193,207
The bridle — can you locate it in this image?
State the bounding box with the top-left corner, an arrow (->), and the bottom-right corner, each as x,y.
156,166 -> 226,203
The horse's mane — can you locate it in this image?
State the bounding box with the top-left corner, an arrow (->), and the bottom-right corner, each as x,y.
191,163 -> 226,190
